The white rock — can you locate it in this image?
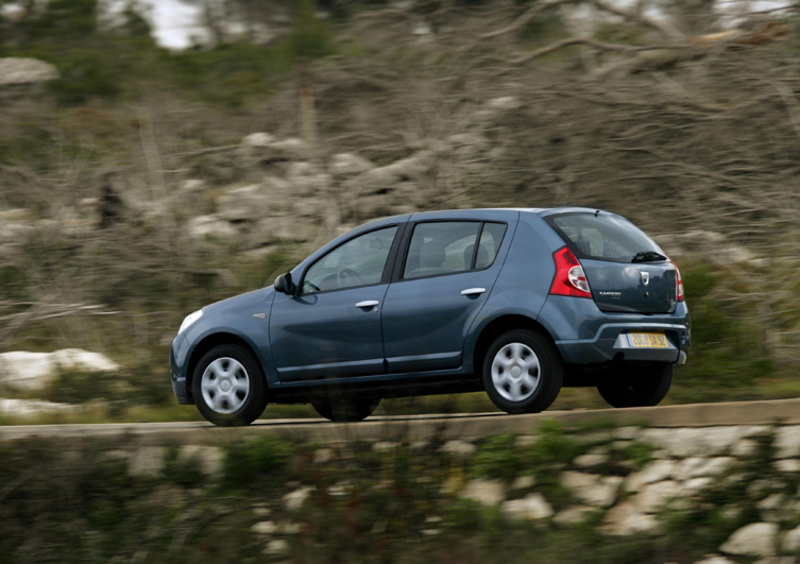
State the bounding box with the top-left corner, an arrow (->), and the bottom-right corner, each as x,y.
177,446 -> 225,478
732,439 -> 758,457
692,457 -> 735,479
441,440 -> 476,458
758,494 -> 786,522
553,505 -> 595,525
626,460 -> 675,490
500,494 -> 554,520
179,179 -> 206,192
640,427 -> 742,458
459,479 -> 505,506
372,441 -> 399,452
720,523 -> 778,557
242,132 -> 277,147
329,153 -> 375,176
268,138 -> 310,161
284,486 -> 314,511
783,524 -> 800,553
602,501 -> 660,536
562,472 -> 621,507
186,215 -> 237,240
775,427 -> 800,459
673,458 -> 708,481
264,539 -> 289,555
1,3 -> 26,22
633,481 -> 679,513
0,398 -> 76,418
486,96 -> 522,111
313,448 -> 333,464
216,184 -> 271,222
775,459 -> 800,473
0,349 -> 119,391
252,505 -> 271,517
0,57 -> 59,86
511,475 -> 535,490
693,556 -> 739,564
251,520 -> 277,534
684,477 -> 714,495
515,435 -> 537,448
573,452 -> 609,468
129,447 -> 166,477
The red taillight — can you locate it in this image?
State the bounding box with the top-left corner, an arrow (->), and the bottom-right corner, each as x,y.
550,247 -> 592,298
670,259 -> 685,302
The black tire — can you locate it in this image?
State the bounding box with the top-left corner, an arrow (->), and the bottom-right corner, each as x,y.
192,344 -> 269,426
482,330 -> 563,414
597,363 -> 673,408
312,397 -> 380,422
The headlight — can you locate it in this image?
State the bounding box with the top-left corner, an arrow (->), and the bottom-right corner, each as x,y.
178,309 -> 203,335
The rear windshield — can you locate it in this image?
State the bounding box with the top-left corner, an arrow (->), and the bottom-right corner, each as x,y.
546,213 -> 662,262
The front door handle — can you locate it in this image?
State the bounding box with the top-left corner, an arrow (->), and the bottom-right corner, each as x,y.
461,288 -> 487,296
355,300 -> 380,308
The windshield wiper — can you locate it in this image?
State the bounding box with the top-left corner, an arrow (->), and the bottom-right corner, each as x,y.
632,251 -> 667,263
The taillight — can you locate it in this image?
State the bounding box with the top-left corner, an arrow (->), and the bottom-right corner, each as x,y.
550,247 -> 592,298
670,259 -> 684,302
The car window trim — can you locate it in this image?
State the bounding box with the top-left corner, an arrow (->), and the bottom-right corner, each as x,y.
543,212 -> 663,264
297,223 -> 402,296
391,219 -> 508,283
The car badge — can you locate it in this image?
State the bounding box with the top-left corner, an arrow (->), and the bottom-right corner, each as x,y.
641,272 -> 650,286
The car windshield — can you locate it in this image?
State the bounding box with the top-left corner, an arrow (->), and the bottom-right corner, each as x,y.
548,213 -> 663,262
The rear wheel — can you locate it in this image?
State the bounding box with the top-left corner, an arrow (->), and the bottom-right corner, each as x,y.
597,363 -> 673,408
312,398 -> 380,422
192,344 -> 268,426
482,330 -> 563,414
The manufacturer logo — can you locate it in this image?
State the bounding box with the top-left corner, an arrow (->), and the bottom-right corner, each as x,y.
641,272 -> 650,286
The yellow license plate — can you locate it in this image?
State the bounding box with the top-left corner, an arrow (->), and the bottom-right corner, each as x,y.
627,332 -> 670,348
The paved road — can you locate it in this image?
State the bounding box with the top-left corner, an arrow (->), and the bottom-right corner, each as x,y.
2,398 -> 800,444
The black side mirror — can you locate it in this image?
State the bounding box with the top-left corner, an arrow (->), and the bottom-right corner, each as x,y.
274,273 -> 295,294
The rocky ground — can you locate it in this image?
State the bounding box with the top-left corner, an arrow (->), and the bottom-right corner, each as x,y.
5,420 -> 800,563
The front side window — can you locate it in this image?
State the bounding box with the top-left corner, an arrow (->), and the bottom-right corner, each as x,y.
547,213 -> 662,262
403,222 -> 481,280
302,226 -> 397,294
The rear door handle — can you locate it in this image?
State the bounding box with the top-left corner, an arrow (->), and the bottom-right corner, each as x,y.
355,300 -> 380,308
461,288 -> 486,296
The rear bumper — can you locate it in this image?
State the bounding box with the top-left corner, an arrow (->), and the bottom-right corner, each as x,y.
540,296 -> 691,365
556,322 -> 689,364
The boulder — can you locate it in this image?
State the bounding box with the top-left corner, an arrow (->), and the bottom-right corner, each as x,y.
459,479 -> 505,506
0,57 -> 59,86
251,521 -> 277,535
562,472 -> 622,508
129,447 -> 166,477
177,446 -> 225,478
775,459 -> 800,473
626,460 -> 675,490
186,215 -> 237,240
352,151 -> 436,193
573,451 -> 609,468
0,349 -> 120,391
441,440 -> 477,458
553,505 -> 595,525
602,501 -> 660,536
329,153 -> 375,176
757,494 -> 786,522
783,524 -> 800,554
500,494 -> 554,520
284,486 -> 314,511
242,132 -> 277,147
632,480 -> 679,513
510,475 -> 536,490
720,523 -> 778,557
216,184 -> 273,222
775,426 -> 800,459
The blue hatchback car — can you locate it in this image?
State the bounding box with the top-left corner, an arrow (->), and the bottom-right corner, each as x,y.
170,208 -> 690,426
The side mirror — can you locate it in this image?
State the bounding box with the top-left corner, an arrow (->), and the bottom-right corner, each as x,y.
274,273 -> 295,294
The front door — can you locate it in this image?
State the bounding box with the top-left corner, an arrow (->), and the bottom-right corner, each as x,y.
381,220 -> 511,373
269,225 -> 399,381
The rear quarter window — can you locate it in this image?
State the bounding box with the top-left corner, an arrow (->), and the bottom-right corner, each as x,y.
546,213 -> 662,262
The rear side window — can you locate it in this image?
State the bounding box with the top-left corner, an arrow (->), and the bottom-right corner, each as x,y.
476,222 -> 507,269
547,213 -> 661,262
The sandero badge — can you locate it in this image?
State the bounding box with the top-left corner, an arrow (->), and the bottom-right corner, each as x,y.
169,208 -> 690,426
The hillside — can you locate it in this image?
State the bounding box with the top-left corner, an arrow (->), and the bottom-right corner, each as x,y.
1,0 -> 799,421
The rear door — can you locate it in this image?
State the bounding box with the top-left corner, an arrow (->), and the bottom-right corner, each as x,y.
544,212 -> 678,314
380,218 -> 512,373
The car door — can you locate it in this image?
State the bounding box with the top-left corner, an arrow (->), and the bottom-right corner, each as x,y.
381,218 -> 512,373
269,225 -> 401,381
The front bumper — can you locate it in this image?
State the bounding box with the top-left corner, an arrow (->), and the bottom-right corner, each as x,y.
170,333 -> 192,404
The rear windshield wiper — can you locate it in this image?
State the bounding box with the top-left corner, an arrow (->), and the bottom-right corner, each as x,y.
631,251 -> 667,263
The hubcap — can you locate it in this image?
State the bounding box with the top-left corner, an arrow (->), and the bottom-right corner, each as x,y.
491,343 -> 541,402
201,357 -> 250,414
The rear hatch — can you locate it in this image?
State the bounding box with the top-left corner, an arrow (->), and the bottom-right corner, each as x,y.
545,212 -> 677,314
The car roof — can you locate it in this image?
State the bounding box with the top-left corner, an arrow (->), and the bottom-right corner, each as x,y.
407,207 -> 607,219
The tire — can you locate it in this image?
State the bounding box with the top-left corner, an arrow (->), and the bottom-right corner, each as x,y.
597,363 -> 673,408
482,330 -> 563,414
192,344 -> 269,426
312,397 -> 380,422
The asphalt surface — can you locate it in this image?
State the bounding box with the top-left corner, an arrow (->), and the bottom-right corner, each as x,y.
2,398 -> 800,444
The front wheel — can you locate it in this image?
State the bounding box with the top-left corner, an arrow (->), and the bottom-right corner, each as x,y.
482,330 -> 563,414
312,398 -> 380,422
192,344 -> 269,426
597,363 -> 673,408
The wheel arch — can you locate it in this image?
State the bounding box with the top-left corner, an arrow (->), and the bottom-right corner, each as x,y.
185,332 -> 265,403
470,314 -> 559,377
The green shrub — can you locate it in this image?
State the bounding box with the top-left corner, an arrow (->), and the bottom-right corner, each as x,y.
222,435 -> 292,489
